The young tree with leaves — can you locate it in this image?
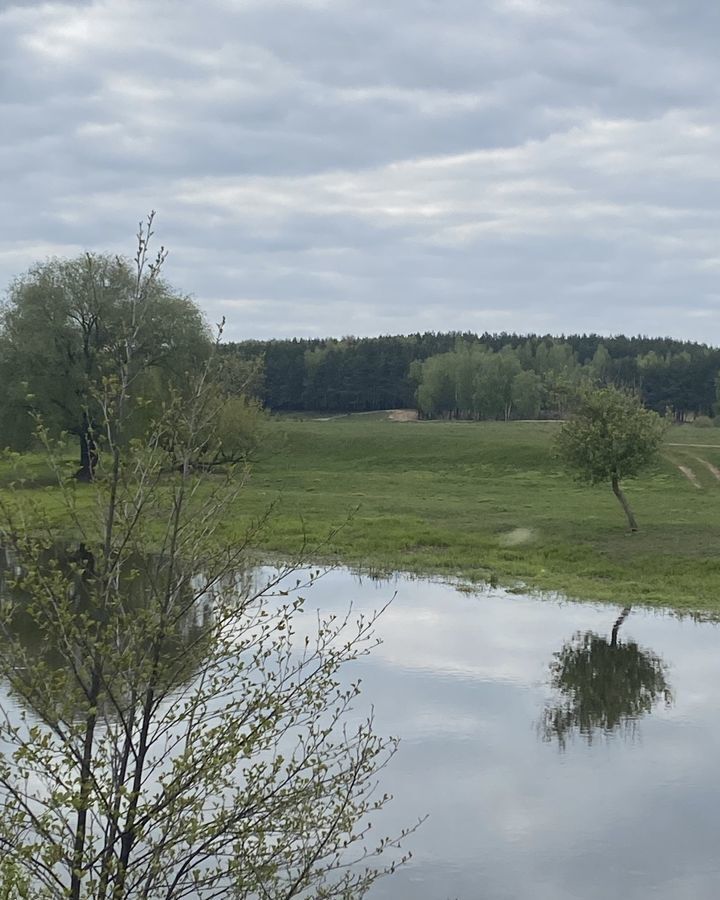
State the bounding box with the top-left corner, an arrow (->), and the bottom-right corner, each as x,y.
556,386 -> 666,531
0,219 -> 412,899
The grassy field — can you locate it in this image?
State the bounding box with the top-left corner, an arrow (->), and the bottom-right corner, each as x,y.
4,414 -> 720,613
233,414 -> 720,613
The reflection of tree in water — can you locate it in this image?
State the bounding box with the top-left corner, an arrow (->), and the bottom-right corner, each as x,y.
541,607 -> 673,749
0,543 -> 215,723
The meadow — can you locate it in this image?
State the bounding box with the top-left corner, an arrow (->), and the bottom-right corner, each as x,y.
4,414 -> 720,613
238,414 -> 720,613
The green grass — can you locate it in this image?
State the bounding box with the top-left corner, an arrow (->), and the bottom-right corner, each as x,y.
4,417 -> 720,613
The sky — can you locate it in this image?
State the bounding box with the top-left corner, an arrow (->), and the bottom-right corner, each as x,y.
2,0 -> 720,343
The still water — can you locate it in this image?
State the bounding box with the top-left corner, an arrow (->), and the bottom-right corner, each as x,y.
289,569 -> 720,900
1,554 -> 719,899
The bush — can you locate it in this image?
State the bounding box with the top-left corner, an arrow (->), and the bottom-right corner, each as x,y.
693,415 -> 714,428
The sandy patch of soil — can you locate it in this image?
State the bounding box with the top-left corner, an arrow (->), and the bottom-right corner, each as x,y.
387,409 -> 418,422
499,527 -> 536,547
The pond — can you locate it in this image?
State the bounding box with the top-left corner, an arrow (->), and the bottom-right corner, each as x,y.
1,554 -> 719,899
290,569 -> 720,900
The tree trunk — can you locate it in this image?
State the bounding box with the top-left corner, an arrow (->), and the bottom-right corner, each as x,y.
611,475 -> 638,532
610,605 -> 632,647
69,667 -> 101,900
76,413 -> 98,481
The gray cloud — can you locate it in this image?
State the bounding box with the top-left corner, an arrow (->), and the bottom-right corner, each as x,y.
2,0 -> 720,340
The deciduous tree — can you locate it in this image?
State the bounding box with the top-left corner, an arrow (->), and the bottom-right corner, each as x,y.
555,386 -> 666,531
0,214 -> 210,479
0,221 -> 411,899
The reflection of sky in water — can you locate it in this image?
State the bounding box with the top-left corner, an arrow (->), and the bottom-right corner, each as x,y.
285,570 -> 720,900
1,564 -> 719,899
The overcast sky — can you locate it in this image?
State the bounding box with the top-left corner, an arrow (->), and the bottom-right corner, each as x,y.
2,0 -> 720,342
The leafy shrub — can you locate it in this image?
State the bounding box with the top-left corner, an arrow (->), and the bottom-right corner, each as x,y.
693,415 -> 714,428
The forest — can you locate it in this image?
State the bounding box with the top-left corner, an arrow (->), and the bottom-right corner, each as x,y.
226,332 -> 720,421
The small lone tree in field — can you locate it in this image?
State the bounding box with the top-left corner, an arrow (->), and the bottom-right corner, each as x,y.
556,386 -> 666,532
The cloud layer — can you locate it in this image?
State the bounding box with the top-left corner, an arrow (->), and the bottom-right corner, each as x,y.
2,0 -> 720,340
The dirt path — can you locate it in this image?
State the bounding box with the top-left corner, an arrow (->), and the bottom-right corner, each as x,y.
678,464 -> 702,488
387,409 -> 418,422
666,442 -> 720,449
695,456 -> 720,481
315,409 -> 418,422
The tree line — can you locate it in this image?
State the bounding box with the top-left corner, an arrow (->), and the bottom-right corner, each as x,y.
226,333 -> 720,420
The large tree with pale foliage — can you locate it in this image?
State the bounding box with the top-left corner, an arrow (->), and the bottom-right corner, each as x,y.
556,386 -> 666,531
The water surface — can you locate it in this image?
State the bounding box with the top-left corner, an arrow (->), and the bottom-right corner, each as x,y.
2,552 -> 719,899
294,570 -> 720,900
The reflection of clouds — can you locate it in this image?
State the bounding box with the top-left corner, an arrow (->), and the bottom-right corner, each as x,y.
304,570 -> 626,684
374,604 -> 545,683
2,563 -> 720,898
293,570 -> 720,900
